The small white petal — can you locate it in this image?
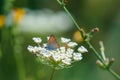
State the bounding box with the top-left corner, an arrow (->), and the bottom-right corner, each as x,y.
27,45 -> 34,52
60,54 -> 66,59
73,53 -> 82,61
66,48 -> 74,58
62,58 -> 71,65
61,37 -> 71,43
27,46 -> 40,53
41,50 -> 51,58
47,36 -> 50,40
66,52 -> 73,58
60,47 -> 66,53
33,46 -> 40,53
43,43 -> 47,47
32,37 -> 42,43
44,53 -> 51,58
52,54 -> 61,62
78,46 -> 88,53
67,42 -> 78,47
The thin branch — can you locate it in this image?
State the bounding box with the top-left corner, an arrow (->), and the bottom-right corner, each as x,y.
108,68 -> 120,79
50,68 -> 55,80
87,41 -> 105,64
57,0 -> 84,34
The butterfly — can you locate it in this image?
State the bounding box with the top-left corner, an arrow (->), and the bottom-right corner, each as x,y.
46,35 -> 60,50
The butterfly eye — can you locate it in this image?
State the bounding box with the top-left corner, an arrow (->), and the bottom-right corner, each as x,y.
46,35 -> 60,50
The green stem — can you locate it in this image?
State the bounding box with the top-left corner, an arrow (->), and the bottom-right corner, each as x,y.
87,41 -> 120,79
56,0 -> 120,79
108,68 -> 120,79
63,6 -> 81,31
50,68 -> 55,80
57,0 -> 81,31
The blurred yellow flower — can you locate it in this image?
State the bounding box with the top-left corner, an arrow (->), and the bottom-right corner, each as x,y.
13,8 -> 25,24
0,15 -> 5,28
73,30 -> 83,42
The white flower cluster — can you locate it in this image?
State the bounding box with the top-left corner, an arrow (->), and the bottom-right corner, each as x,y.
27,37 -> 88,69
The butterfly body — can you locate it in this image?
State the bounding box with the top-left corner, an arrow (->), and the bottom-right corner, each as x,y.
46,35 -> 60,50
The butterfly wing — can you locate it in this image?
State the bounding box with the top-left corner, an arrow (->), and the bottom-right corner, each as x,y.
46,35 -> 60,50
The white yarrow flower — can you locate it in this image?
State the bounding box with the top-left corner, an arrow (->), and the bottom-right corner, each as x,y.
27,36 -> 88,69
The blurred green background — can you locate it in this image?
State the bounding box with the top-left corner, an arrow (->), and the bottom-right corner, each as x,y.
0,0 -> 120,80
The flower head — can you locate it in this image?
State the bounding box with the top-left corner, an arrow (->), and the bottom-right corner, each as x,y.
27,35 -> 88,69
67,42 -> 78,48
73,53 -> 82,61
61,37 -> 71,43
32,37 -> 42,44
